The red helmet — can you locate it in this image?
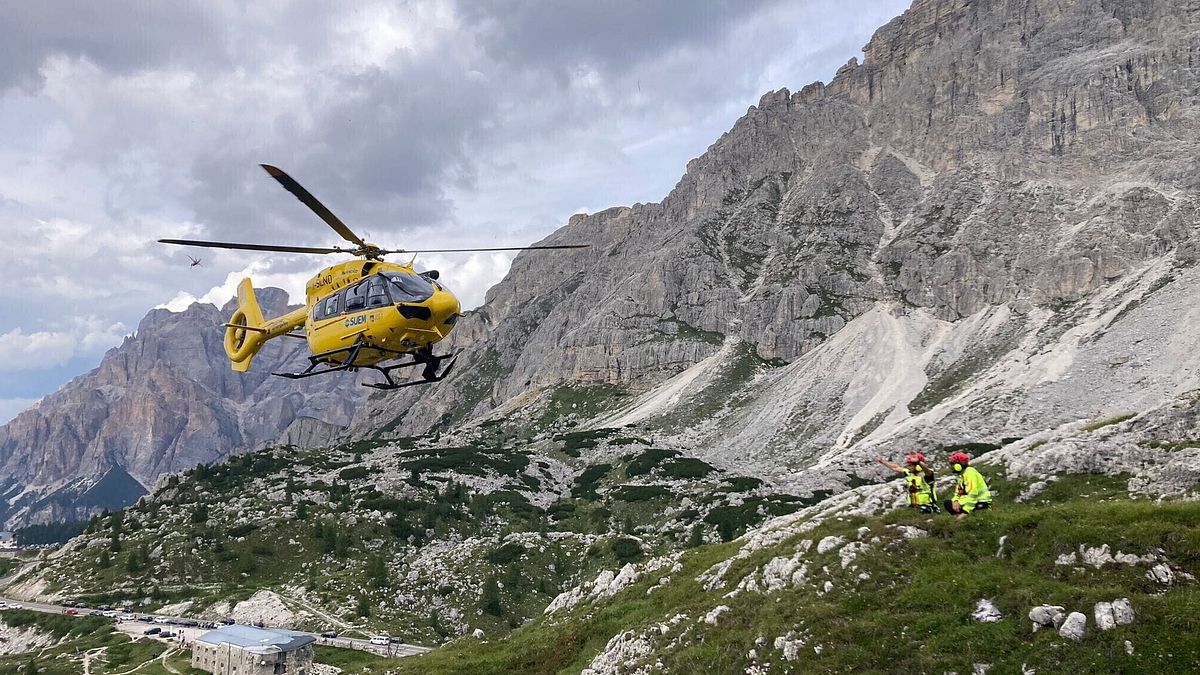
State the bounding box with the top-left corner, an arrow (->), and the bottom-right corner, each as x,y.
947,452 -> 970,468
904,452 -> 925,465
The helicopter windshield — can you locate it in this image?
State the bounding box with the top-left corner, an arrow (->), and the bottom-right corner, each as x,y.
384,272 -> 435,303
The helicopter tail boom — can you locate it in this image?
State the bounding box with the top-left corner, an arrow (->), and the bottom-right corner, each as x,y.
223,279 -> 305,372
225,279 -> 267,371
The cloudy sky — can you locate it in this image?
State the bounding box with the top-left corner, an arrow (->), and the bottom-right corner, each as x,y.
0,0 -> 910,423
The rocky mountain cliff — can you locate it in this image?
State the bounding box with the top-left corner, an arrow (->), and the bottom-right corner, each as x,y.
5,0 -> 1198,530
353,0 -> 1200,496
0,288 -> 364,528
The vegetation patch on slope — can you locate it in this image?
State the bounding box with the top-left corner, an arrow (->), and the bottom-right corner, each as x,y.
386,473 -> 1200,674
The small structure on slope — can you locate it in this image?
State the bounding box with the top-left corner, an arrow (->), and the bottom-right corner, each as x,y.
191,624 -> 316,675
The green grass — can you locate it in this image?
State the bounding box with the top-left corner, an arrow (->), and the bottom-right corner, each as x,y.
315,644 -> 409,672
1080,413 -> 1137,433
611,485 -> 671,502
0,557 -> 20,577
385,473 -> 1200,674
659,458 -> 715,480
0,617 -> 172,675
400,446 -> 530,477
625,448 -> 679,477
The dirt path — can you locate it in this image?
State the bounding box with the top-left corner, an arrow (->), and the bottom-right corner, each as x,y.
110,654 -> 167,675
277,591 -> 355,630
82,647 -> 107,675
160,647 -> 182,674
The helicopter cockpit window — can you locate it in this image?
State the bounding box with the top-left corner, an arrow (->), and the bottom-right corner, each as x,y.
316,293 -> 340,320
384,272 -> 435,303
344,282 -> 369,311
366,275 -> 390,308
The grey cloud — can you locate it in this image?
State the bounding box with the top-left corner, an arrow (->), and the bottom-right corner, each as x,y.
458,0 -> 778,81
183,41 -> 498,247
1,0 -> 914,407
0,1 -> 229,90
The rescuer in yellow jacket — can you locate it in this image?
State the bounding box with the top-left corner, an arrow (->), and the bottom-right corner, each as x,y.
873,451 -> 939,513
945,452 -> 992,520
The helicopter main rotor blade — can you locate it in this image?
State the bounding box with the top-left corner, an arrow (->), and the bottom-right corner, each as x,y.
159,239 -> 348,255
260,164 -> 367,247
380,244 -> 592,254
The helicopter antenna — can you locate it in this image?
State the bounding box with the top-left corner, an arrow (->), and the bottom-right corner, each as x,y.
408,253 -> 418,266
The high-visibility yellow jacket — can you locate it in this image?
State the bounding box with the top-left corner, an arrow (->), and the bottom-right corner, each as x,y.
954,466 -> 992,512
902,467 -> 936,506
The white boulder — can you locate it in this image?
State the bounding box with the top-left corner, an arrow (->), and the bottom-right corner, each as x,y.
1093,602 -> 1116,631
1147,563 -> 1175,584
816,536 -> 845,555
1054,553 -> 1077,566
1058,612 -> 1087,642
1028,604 -> 1070,631
703,605 -> 730,625
971,599 -> 1003,623
1112,597 -> 1135,625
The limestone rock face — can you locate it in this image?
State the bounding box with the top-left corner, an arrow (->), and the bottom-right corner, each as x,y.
10,0 -> 1200,525
0,289 -> 364,528
348,0 -> 1200,498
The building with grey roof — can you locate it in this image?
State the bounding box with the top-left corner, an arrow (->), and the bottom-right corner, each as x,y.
191,625 -> 315,675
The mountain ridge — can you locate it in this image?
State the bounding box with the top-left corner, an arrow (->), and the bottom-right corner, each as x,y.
346,0 -> 1200,499
0,288 -> 366,528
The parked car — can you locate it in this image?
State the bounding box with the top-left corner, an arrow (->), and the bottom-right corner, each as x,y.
219,618 -> 235,625
143,627 -> 161,635
103,611 -> 119,618
0,602 -> 9,610
7,603 -> 21,610
159,631 -> 175,638
98,604 -> 112,611
152,616 -> 170,624
319,631 -> 338,638
88,610 -> 104,616
62,609 -> 79,616
180,619 -> 199,627
137,615 -> 154,622
369,635 -> 389,646
119,613 -> 136,621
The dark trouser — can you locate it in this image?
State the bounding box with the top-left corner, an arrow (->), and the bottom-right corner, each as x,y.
945,499 -> 991,514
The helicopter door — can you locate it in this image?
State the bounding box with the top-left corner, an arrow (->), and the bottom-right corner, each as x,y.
366,275 -> 390,307
344,281 -> 369,312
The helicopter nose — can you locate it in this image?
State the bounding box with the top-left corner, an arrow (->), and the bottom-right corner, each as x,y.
428,288 -> 461,329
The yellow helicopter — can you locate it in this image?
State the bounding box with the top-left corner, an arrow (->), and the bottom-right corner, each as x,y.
160,164 -> 587,389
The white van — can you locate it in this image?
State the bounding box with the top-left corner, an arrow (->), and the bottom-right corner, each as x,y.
369,635 -> 389,646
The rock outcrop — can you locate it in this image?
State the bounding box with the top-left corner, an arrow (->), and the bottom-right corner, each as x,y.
9,0 -> 1200,523
347,0 -> 1200,499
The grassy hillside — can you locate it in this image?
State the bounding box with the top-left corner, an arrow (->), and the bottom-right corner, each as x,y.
387,473 -> 1200,674
0,609 -> 204,675
19,424 -> 804,643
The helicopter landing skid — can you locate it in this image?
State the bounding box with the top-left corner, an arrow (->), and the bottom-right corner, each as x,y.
272,342 -> 456,390
361,353 -> 457,390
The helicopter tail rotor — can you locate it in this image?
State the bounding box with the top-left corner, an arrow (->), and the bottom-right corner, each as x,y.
224,278 -> 269,372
